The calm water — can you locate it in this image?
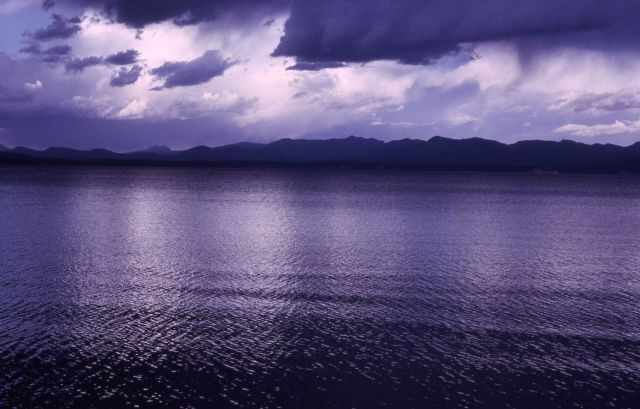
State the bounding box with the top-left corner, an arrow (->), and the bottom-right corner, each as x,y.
1,166 -> 640,408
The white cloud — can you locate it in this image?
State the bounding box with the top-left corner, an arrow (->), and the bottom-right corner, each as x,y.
446,112 -> 480,126
415,42 -> 521,91
554,119 -> 640,137
71,95 -> 115,117
550,88 -> 640,114
523,49 -> 640,95
24,80 -> 43,91
117,99 -> 148,119
198,91 -> 249,111
73,17 -> 205,67
370,120 -> 415,127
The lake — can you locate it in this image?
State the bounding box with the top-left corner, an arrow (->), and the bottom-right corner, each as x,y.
1,166 -> 640,408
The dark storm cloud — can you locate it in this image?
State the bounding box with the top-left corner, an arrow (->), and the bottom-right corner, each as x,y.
273,0 -> 640,65
64,56 -> 102,72
27,14 -> 82,41
20,43 -> 73,63
43,0 -> 640,67
104,49 -> 139,65
42,45 -> 72,56
21,44 -> 71,56
40,45 -> 73,62
286,61 -> 347,71
150,50 -> 233,89
19,44 -> 42,55
109,65 -> 142,87
63,49 -> 141,73
47,0 -> 289,28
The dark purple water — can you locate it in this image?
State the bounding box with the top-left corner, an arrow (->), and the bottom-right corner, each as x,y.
1,166 -> 640,408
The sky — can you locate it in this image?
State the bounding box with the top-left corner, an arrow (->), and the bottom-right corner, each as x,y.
2,0 -> 640,150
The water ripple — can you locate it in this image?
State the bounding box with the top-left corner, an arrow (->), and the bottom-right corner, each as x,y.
1,167 -> 640,408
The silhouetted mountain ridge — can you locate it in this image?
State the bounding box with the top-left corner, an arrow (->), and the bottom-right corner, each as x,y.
136,145 -> 174,155
2,135 -> 640,173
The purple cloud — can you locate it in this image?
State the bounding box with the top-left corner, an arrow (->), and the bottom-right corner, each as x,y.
20,43 -> 73,63
109,65 -> 142,87
65,56 -> 102,73
46,0 -> 289,28
273,0 -> 640,65
569,90 -> 640,113
28,14 -> 82,41
286,61 -> 347,71
150,50 -> 233,89
63,49 -> 141,73
104,49 -> 139,65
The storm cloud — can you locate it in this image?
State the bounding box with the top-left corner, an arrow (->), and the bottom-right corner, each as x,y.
21,43 -> 73,63
104,49 -> 139,65
286,61 -> 347,71
28,13 -> 82,41
273,0 -> 640,64
151,50 -> 233,89
64,49 -> 140,73
109,65 -> 142,87
40,1 -> 640,67
64,56 -> 102,72
46,0 -> 289,28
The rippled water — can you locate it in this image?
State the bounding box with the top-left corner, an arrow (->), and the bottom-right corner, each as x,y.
1,166 -> 640,408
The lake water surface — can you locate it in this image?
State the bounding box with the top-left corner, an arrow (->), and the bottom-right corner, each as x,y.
1,166 -> 640,408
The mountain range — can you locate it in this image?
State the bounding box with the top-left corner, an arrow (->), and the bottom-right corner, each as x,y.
2,135 -> 640,173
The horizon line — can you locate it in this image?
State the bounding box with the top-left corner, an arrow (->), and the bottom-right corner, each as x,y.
3,134 -> 640,154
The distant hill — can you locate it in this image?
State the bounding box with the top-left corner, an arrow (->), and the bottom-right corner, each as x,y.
2,135 -> 640,173
135,145 -> 174,155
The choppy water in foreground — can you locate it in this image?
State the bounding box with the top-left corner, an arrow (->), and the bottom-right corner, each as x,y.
1,166 -> 640,408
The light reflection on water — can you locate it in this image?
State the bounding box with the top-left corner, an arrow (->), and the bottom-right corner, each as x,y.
1,166 -> 640,408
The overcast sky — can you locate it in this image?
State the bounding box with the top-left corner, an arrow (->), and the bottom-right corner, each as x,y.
2,0 -> 640,150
